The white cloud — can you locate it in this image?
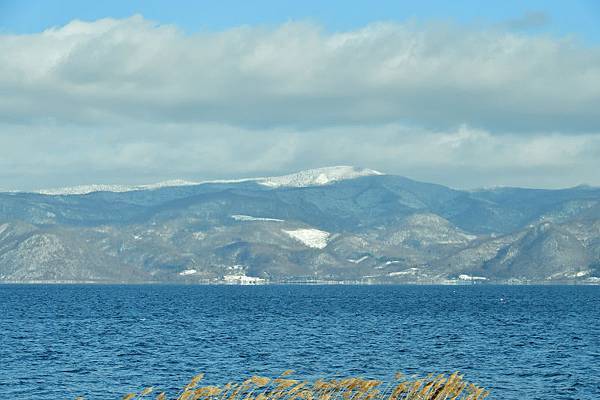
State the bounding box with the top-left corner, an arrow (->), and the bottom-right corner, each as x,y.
1,16 -> 599,131
1,121 -> 599,191
1,16 -> 600,190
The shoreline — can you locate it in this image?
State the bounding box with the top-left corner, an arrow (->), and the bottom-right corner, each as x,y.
1,280 -> 599,286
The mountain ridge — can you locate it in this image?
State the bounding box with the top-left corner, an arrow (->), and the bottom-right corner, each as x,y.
1,166 -> 599,284
22,166 -> 383,196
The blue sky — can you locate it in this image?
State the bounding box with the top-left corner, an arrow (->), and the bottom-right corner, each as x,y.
2,0 -> 600,42
1,1 -> 600,190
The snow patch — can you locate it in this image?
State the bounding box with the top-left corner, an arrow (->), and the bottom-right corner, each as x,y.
192,232 -> 206,240
460,233 -> 478,241
548,270 -> 591,279
458,274 -> 487,281
348,255 -> 369,264
259,166 -> 383,188
231,215 -> 284,222
179,269 -> 198,276
375,260 -> 401,269
283,228 -> 330,249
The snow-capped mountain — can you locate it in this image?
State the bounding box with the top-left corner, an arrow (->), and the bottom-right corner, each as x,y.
30,166 -> 384,195
257,166 -> 383,188
1,168 -> 599,284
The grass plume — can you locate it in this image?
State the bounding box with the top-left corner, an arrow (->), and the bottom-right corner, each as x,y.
78,371 -> 489,400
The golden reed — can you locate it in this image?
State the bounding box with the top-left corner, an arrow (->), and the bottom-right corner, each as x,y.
76,371 -> 489,400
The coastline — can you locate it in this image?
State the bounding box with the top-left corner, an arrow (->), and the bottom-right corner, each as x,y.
2,280 -> 599,285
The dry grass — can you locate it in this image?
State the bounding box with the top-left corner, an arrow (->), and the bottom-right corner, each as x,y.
77,371 -> 489,400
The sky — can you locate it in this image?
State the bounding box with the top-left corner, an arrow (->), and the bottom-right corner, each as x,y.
1,1 -> 600,190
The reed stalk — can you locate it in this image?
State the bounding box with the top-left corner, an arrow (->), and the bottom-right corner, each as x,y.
81,372 -> 489,400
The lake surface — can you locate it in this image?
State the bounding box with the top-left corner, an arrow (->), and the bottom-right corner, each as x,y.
0,285 -> 598,399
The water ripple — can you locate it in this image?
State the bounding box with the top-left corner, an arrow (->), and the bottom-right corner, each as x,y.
0,284 -> 598,399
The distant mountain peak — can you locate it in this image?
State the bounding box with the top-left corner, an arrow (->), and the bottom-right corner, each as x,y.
258,166 -> 384,188
27,166 -> 384,195
571,184 -> 596,190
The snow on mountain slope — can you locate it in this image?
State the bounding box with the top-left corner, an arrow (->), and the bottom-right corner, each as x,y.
36,179 -> 201,195
231,215 -> 284,222
283,228 -> 330,249
27,166 -> 384,195
258,166 -> 383,188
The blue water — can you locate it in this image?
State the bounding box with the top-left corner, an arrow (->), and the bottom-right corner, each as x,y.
0,285 -> 598,399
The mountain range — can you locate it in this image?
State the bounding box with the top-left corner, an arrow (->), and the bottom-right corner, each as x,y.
1,166 -> 599,284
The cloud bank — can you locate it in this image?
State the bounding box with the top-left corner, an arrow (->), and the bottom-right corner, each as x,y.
1,16 -> 600,190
